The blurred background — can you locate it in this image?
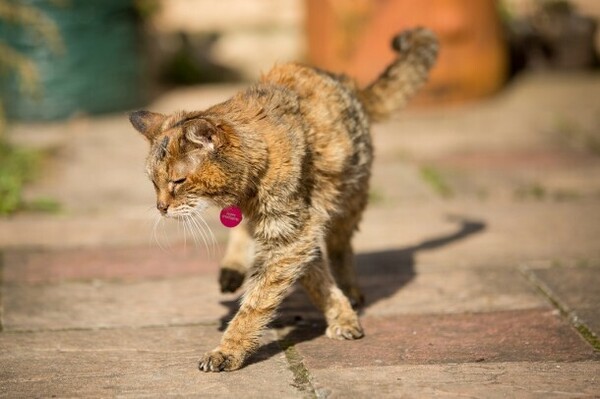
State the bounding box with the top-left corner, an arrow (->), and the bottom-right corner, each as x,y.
2,3 -> 599,394
2,0 -> 599,121
0,0 -> 599,251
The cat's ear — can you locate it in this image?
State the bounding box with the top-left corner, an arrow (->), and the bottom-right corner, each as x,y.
128,110 -> 166,141
184,119 -> 221,151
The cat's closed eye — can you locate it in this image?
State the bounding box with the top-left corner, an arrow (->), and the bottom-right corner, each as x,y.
172,177 -> 187,185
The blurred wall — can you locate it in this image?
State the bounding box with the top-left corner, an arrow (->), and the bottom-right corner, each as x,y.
504,0 -> 600,51
151,0 -> 599,82
504,0 -> 600,16
152,0 -> 305,80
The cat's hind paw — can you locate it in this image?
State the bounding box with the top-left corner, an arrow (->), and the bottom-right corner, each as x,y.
326,320 -> 364,340
342,285 -> 365,309
219,267 -> 245,293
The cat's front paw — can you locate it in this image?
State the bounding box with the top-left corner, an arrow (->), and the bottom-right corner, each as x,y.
219,267 -> 245,293
198,348 -> 244,372
326,319 -> 365,340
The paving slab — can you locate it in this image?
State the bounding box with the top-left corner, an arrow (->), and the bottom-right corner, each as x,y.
0,326 -> 298,398
2,275 -> 236,331
360,267 -> 546,316
423,148 -> 600,202
524,260 -> 600,339
373,73 -> 600,161
309,361 -> 600,399
290,310 -> 597,369
355,203 -> 600,266
2,245 -> 221,285
281,266 -> 547,319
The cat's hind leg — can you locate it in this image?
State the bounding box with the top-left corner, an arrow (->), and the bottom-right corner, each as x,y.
327,218 -> 365,308
300,241 -> 364,340
219,222 -> 253,293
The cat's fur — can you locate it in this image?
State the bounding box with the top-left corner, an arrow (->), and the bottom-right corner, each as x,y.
129,28 -> 438,372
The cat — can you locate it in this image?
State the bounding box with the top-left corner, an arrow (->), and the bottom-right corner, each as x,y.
129,27 -> 438,372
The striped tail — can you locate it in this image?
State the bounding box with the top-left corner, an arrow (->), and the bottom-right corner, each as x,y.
359,27 -> 439,122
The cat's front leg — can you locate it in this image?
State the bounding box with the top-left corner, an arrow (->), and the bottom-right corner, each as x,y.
219,222 -> 253,293
199,231 -> 318,372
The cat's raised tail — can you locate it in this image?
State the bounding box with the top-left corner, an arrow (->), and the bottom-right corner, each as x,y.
359,27 -> 439,122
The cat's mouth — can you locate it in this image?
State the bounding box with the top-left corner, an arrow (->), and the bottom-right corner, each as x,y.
162,208 -> 192,219
162,199 -> 210,219
164,209 -> 191,219
151,199 -> 217,254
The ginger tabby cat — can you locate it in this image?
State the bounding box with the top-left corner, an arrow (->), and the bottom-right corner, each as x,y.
129,28 -> 438,372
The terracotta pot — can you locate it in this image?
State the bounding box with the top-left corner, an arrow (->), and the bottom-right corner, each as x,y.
306,0 -> 508,106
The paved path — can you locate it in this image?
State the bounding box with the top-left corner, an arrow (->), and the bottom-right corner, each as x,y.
1,73 -> 599,397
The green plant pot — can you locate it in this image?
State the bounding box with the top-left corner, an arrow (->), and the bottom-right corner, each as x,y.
0,0 -> 146,121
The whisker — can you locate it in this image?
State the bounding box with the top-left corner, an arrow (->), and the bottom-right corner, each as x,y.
151,215 -> 159,247
193,208 -> 220,259
162,216 -> 174,250
152,215 -> 170,252
181,213 -> 188,249
185,213 -> 201,248
189,212 -> 211,256
187,209 -> 210,255
153,201 -> 221,259
203,215 -> 220,258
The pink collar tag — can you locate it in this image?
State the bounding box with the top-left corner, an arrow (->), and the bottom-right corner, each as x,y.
220,205 -> 243,228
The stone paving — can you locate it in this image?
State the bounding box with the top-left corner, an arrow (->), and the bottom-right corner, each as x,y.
1,72 -> 600,397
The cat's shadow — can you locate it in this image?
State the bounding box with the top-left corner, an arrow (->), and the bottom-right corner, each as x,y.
217,216 -> 486,368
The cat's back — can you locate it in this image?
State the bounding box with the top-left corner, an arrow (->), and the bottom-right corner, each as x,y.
261,62 -> 372,169
259,63 -> 373,216
261,63 -> 369,134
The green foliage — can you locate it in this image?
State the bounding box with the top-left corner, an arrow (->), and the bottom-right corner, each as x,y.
25,196 -> 61,213
0,138 -> 39,215
368,187 -> 386,205
515,182 -> 547,201
514,181 -> 583,202
0,138 -> 61,215
553,116 -> 600,156
0,1 -> 61,215
0,0 -> 64,98
133,0 -> 161,19
420,165 -> 454,198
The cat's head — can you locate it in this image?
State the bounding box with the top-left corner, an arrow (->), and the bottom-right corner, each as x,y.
129,110 -> 243,218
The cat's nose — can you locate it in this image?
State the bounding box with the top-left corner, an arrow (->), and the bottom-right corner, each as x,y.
157,201 -> 169,215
